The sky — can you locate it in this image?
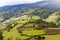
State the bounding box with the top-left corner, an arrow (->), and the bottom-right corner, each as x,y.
0,0 -> 60,7
0,0 -> 43,7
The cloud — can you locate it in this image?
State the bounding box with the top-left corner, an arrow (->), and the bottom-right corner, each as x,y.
0,0 -> 42,7
51,0 -> 60,3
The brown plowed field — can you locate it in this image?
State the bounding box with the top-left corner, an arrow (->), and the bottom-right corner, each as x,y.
45,28 -> 60,35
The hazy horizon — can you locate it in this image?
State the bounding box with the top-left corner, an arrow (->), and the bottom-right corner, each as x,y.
0,0 -> 43,7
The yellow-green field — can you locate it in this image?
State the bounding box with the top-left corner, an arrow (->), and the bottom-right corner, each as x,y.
45,34 -> 60,40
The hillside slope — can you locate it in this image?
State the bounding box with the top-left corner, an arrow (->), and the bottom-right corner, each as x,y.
45,11 -> 60,26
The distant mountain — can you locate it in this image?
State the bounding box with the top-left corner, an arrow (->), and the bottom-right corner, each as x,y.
0,1 -> 48,12
0,0 -> 60,12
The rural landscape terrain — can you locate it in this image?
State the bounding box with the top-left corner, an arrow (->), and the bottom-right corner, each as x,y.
0,0 -> 60,40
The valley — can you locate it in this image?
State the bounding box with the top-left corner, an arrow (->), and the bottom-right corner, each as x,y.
0,0 -> 60,40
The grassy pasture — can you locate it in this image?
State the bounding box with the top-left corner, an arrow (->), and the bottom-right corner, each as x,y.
45,34 -> 60,40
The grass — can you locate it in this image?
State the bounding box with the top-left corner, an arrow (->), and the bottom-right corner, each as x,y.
22,30 -> 45,36
3,20 -> 29,40
45,34 -> 60,40
3,29 -> 20,40
32,15 -> 40,19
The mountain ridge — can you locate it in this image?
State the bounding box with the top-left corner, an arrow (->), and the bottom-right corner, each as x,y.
0,0 -> 60,12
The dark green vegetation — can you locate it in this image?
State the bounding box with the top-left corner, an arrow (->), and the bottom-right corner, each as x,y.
0,8 -> 60,40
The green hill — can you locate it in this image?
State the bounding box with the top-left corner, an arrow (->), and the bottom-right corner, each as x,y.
45,10 -> 60,27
